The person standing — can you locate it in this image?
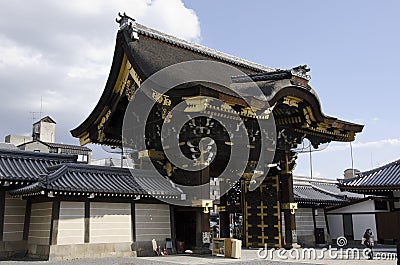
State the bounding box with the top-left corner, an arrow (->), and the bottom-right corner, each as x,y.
363,228 -> 374,260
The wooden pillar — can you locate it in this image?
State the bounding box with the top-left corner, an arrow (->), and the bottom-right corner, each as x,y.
131,203 -> 136,242
281,152 -> 297,247
323,207 -> 330,235
84,201 -> 90,243
169,205 -> 176,253
219,194 -> 230,238
23,199 -> 32,241
0,191 -> 5,242
49,200 -> 60,245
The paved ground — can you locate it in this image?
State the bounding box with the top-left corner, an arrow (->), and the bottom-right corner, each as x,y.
0,248 -> 397,265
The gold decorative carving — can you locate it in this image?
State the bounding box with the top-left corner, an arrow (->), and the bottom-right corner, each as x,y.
125,79 -> 137,101
183,97 -> 210,112
152,91 -> 171,106
138,149 -> 165,160
97,109 -> 112,142
129,66 -> 142,86
79,132 -> 91,146
283,96 -> 302,107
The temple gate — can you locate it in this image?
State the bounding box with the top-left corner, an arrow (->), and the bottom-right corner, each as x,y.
71,14 -> 363,251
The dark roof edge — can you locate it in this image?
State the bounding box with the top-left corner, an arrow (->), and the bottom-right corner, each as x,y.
17,140 -> 91,151
340,159 -> 400,185
0,148 -> 77,161
326,197 -> 379,212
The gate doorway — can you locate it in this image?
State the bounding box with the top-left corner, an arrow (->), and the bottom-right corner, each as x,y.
175,210 -> 197,250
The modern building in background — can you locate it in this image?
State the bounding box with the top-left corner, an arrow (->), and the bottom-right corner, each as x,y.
5,116 -> 92,163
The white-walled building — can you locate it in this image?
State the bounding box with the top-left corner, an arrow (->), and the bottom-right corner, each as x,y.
336,159 -> 400,244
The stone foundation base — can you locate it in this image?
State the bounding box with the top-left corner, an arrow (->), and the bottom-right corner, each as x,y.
26,242 -> 136,261
0,240 -> 28,258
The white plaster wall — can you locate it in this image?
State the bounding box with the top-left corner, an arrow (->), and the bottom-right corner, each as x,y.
3,194 -> 26,241
57,202 -> 84,245
352,214 -> 377,241
20,142 -> 49,153
326,215 -> 343,240
28,202 -> 52,246
90,202 -> 131,243
39,122 -> 55,143
135,204 -> 171,242
328,199 -> 375,214
295,208 -> 314,236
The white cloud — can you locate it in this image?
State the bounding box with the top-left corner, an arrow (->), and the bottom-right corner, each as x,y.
0,0 -> 201,146
140,0 -> 201,41
0,35 -> 47,69
324,138 -> 400,152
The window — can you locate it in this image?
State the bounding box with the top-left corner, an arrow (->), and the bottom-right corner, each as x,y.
77,154 -> 88,162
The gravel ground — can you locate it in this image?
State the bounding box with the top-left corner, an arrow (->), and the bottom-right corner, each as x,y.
0,257 -> 288,265
0,248 -> 396,265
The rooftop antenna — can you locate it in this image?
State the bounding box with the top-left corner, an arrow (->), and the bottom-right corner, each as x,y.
29,97 -> 44,123
40,96 -> 43,119
291,138 -> 329,179
350,142 -> 354,177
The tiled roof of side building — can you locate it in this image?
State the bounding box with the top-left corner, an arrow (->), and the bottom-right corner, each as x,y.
9,163 -> 184,199
0,149 -> 77,183
18,140 -> 92,152
294,184 -> 347,205
44,142 -> 92,151
293,176 -> 363,205
339,159 -> 400,190
310,181 -> 364,200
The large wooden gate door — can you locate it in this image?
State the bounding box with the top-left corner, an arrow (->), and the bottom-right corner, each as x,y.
242,175 -> 281,248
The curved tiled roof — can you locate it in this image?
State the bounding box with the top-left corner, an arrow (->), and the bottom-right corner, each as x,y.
10,163 -> 183,199
311,181 -> 364,200
293,176 -> 363,205
294,184 -> 347,205
339,159 -> 400,190
0,149 -> 77,183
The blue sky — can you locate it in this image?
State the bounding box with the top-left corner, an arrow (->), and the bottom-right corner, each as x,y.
0,0 -> 399,179
181,0 -> 400,178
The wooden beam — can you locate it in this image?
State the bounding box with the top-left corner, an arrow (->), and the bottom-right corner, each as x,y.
169,205 -> 176,253
131,203 -> 136,242
84,201 -> 90,243
0,191 -> 5,241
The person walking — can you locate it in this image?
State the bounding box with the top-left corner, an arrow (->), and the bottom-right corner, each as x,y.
363,228 -> 374,260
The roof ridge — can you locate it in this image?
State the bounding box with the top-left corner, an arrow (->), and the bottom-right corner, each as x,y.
361,158 -> 400,176
340,158 -> 400,184
59,163 -> 159,177
132,22 -> 276,73
310,183 -> 346,199
0,148 -> 76,160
